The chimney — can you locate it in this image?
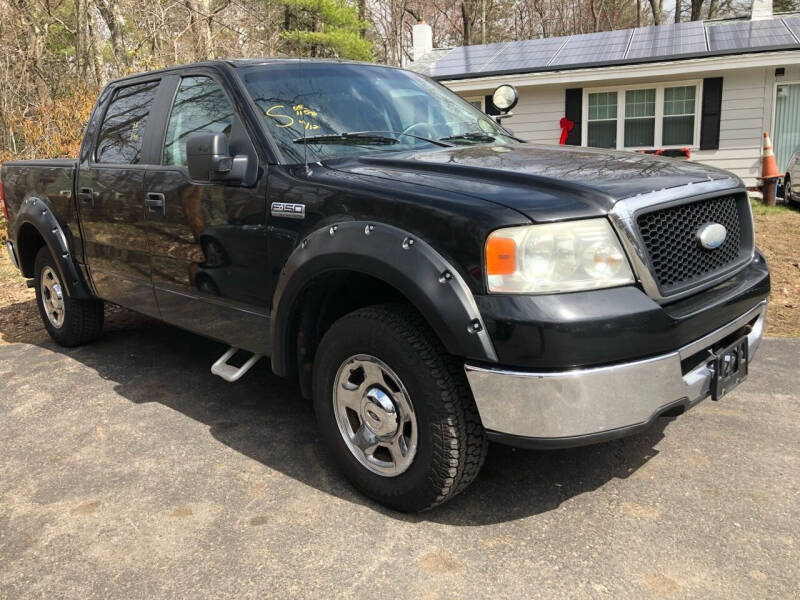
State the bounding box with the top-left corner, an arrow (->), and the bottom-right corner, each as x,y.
750,0 -> 772,20
412,22 -> 433,62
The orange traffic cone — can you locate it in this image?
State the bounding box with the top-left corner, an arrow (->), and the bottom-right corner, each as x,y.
761,132 -> 781,179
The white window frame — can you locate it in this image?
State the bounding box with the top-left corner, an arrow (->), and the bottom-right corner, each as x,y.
582,80 -> 703,150
465,96 -> 485,112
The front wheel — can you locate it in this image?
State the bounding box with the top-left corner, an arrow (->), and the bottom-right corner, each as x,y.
313,304 -> 487,512
786,176 -> 795,206
34,246 -> 104,347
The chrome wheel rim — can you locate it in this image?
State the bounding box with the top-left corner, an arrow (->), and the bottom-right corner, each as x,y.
40,266 -> 65,328
333,354 -> 418,477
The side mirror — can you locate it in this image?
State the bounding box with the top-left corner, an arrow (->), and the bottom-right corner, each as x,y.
186,132 -> 248,183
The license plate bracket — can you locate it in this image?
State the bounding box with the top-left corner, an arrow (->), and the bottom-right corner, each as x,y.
711,336 -> 749,401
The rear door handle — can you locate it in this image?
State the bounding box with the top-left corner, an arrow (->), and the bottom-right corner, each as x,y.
78,187 -> 94,206
145,192 -> 165,215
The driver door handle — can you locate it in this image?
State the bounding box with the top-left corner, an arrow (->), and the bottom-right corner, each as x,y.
145,192 -> 165,215
78,187 -> 94,206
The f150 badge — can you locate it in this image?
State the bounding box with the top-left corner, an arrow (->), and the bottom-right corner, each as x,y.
271,202 -> 306,219
697,222 -> 727,249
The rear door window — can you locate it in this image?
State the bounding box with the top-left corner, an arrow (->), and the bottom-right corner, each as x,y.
96,80 -> 160,164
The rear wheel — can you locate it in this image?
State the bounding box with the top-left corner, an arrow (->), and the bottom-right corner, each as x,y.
312,303 -> 487,512
785,176 -> 795,206
34,246 -> 104,347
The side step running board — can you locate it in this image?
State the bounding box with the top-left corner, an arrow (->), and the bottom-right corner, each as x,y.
211,347 -> 263,383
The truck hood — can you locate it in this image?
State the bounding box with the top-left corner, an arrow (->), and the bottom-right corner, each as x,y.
326,143 -> 740,222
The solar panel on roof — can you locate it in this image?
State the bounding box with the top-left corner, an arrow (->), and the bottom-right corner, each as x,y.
626,21 -> 707,59
706,19 -> 797,51
423,17 -> 800,80
783,15 -> 800,42
550,29 -> 633,66
426,42 -> 507,77
480,36 -> 568,72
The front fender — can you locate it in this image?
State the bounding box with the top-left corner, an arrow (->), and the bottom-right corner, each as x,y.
13,195 -> 93,299
270,221 -> 498,376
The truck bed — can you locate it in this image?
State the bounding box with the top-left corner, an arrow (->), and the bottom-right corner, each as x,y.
1,158 -> 80,269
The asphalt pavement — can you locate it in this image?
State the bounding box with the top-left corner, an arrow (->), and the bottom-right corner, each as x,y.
1,319 -> 798,599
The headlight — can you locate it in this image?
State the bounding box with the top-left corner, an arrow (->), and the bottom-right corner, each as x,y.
485,218 -> 635,294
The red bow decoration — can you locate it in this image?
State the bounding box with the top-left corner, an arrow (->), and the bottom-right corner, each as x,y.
559,117 -> 574,145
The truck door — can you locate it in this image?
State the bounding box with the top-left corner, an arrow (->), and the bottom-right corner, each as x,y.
143,73 -> 270,353
76,78 -> 161,316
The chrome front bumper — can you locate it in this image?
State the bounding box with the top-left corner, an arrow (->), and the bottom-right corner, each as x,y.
465,300 -> 766,446
6,241 -> 19,270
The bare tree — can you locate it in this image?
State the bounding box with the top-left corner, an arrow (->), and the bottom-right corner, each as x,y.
648,0 -> 663,25
95,0 -> 128,69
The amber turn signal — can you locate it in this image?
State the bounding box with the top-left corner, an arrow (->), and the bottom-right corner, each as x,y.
486,236 -> 517,275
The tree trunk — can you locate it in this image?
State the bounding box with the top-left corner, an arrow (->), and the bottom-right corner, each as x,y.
481,0 -> 486,45
690,0 -> 704,21
461,2 -> 471,45
675,0 -> 682,23
95,0 -> 128,70
87,4 -> 105,84
648,0 -> 662,25
184,1 -> 213,60
708,0 -> 719,19
76,0 -> 85,79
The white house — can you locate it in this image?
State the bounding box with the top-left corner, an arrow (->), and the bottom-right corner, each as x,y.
409,1 -> 800,187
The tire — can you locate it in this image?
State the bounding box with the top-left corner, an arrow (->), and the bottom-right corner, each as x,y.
312,303 -> 487,512
34,246 -> 104,347
785,176 -> 795,206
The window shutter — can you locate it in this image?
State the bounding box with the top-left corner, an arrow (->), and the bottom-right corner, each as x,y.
700,78 -> 723,150
564,88 -> 582,145
484,95 -> 501,116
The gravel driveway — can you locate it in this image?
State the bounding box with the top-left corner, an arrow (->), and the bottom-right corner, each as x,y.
1,320 -> 798,599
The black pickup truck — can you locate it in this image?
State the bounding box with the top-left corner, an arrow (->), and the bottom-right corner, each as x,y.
1,60 -> 769,511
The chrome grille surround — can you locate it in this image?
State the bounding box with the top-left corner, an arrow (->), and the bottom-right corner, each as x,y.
609,178 -> 755,303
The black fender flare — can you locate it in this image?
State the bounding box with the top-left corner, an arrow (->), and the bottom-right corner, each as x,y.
270,221 -> 498,377
13,195 -> 93,299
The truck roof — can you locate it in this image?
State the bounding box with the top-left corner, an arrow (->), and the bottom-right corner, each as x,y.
107,58 -> 400,86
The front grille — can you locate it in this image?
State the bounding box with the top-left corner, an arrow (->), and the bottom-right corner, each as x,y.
636,194 -> 747,296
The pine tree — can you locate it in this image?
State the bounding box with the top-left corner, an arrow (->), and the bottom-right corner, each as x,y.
279,0 -> 373,61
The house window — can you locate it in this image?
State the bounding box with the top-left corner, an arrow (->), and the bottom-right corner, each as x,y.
663,86 -> 696,145
587,91 -> 617,148
583,82 -> 700,149
465,96 -> 484,111
624,89 -> 655,147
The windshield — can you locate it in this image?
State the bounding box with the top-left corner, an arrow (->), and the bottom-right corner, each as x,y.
238,62 -> 515,163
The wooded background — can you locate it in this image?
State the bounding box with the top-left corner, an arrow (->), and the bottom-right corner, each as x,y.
0,0 -> 797,164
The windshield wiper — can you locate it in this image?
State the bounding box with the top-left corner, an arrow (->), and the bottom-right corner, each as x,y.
293,133 -> 399,145
438,132 -> 497,144
293,131 -> 452,147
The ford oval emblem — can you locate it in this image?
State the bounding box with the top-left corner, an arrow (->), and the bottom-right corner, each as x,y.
697,222 -> 727,249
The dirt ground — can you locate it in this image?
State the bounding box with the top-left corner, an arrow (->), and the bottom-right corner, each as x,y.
752,203 -> 800,336
1,205 -> 798,342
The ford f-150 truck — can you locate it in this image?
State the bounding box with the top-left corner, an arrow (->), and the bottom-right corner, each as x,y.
0,60 -> 770,511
